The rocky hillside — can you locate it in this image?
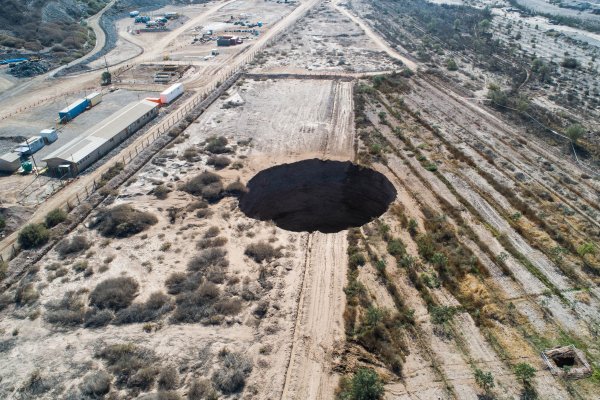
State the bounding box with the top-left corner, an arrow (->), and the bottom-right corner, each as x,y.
0,0 -> 109,54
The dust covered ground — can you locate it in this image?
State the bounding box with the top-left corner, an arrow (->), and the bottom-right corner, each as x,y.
1,0 -> 600,399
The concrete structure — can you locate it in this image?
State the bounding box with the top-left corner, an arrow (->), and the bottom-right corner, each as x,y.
160,83 -> 184,105
0,152 -> 21,173
43,100 -> 159,176
86,92 -> 102,107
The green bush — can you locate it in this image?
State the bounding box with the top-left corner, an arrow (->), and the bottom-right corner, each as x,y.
446,58 -> 458,71
514,363 -> 535,384
18,224 -> 49,249
45,208 -> 67,228
349,253 -> 366,268
338,368 -> 384,400
0,215 -> 5,231
387,239 -> 405,257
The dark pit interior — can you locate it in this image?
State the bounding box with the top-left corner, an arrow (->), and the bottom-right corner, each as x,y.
553,354 -> 576,368
239,159 -> 397,233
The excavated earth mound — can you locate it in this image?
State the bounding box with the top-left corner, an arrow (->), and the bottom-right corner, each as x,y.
239,159 -> 397,233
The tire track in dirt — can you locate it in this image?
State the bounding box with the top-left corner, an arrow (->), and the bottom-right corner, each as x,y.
280,232 -> 348,400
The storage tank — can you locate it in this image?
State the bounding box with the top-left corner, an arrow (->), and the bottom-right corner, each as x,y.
40,129 -> 58,144
160,83 -> 184,105
86,92 -> 102,107
15,136 -> 45,156
59,98 -> 89,122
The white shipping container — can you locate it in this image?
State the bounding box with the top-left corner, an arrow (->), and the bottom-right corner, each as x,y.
40,128 -> 58,144
160,83 -> 184,105
86,92 -> 103,107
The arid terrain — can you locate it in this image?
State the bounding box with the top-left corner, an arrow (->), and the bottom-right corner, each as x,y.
0,0 -> 599,399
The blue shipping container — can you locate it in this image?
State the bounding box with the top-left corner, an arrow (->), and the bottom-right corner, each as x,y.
0,58 -> 28,65
59,98 -> 89,122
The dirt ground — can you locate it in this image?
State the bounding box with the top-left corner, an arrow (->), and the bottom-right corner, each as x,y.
1,0 -> 600,399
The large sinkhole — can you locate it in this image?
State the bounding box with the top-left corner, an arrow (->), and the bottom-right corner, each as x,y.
239,159 -> 397,233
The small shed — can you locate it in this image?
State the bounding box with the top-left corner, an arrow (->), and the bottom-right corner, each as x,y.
0,152 -> 21,173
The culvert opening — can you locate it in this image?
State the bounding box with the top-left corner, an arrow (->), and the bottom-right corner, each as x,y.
239,159 -> 397,233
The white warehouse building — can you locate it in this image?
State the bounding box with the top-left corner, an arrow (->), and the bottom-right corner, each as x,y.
43,100 -> 159,176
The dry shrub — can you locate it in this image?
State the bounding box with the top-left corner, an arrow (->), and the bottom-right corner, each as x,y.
84,308 -> 114,328
171,280 -> 242,324
45,291 -> 85,326
147,391 -> 182,400
188,248 -> 228,272
188,378 -> 218,400
15,282 -> 39,306
207,155 -> 231,169
186,200 -> 208,211
92,204 -> 158,238
196,236 -> 228,250
224,180 -> 247,197
113,291 -> 174,325
459,275 -> 490,309
182,172 -> 224,202
244,242 -> 282,263
154,184 -> 171,200
56,235 -> 90,257
204,136 -> 230,154
165,272 -> 201,295
183,147 -> 199,161
204,226 -> 220,238
253,300 -> 269,318
158,366 -> 179,391
89,277 -> 139,311
129,366 -> 159,390
212,350 -> 253,394
95,343 -> 157,389
80,370 -> 112,397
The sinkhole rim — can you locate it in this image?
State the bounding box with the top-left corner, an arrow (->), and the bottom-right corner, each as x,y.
239,158 -> 397,234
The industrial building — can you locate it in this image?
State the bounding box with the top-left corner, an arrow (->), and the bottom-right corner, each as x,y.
0,152 -> 21,173
217,35 -> 242,46
43,100 -> 159,176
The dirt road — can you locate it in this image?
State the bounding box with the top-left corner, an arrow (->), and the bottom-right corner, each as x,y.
331,0 -> 418,71
281,232 -> 348,399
